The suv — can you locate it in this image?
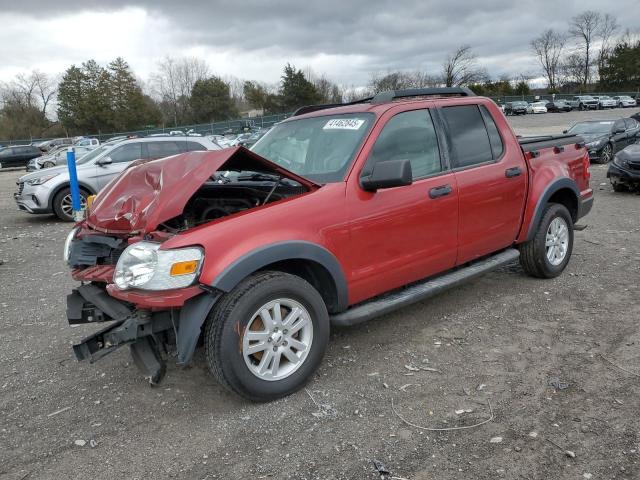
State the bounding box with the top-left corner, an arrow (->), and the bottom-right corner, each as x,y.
63,88 -> 594,401
14,136 -> 220,221
593,96 -> 616,109
568,95 -> 598,110
0,145 -> 42,168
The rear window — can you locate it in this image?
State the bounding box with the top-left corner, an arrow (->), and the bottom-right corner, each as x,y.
441,105 -> 494,168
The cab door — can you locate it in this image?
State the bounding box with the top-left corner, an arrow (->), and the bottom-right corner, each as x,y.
438,102 -> 527,264
346,108 -> 458,304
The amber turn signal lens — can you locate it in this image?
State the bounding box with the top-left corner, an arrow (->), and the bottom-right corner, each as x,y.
87,194 -> 96,208
170,260 -> 199,276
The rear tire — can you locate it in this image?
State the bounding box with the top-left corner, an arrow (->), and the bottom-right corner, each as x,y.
42,161 -> 55,168
519,203 -> 574,279
204,271 -> 330,402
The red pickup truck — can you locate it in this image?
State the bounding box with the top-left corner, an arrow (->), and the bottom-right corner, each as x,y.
65,88 -> 593,401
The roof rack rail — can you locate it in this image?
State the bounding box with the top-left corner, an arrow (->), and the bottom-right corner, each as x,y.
371,87 -> 475,104
291,96 -> 374,117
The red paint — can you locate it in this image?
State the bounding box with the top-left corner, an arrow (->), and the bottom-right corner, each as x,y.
76,95 -> 591,310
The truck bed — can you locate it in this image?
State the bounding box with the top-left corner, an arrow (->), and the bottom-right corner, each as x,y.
518,134 -> 584,153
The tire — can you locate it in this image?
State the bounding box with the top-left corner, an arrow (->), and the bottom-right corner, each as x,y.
600,143 -> 613,164
52,187 -> 88,222
519,203 -> 574,279
204,271 -> 330,402
42,161 -> 55,168
611,181 -> 628,193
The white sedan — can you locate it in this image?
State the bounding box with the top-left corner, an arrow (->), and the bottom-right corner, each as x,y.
527,102 -> 548,114
613,96 -> 637,108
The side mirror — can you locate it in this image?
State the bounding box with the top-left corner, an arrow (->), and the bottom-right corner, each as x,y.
361,159 -> 412,191
97,156 -> 112,166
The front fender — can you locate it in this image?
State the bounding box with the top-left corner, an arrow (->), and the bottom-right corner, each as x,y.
211,241 -> 349,311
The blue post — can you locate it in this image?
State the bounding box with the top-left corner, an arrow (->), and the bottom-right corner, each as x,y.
66,147 -> 81,218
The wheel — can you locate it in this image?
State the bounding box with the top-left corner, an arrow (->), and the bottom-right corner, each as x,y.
52,187 -> 88,221
611,181 -> 628,192
519,203 -> 574,279
42,161 -> 55,168
600,143 -> 613,163
204,271 -> 330,401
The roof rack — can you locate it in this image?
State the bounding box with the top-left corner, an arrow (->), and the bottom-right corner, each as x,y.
371,87 -> 475,104
291,96 -> 374,117
291,87 -> 475,117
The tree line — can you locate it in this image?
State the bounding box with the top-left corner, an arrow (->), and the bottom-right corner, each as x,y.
0,8 -> 638,141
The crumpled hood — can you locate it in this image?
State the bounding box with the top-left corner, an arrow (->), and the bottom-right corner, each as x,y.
86,147 -> 318,234
580,134 -> 608,144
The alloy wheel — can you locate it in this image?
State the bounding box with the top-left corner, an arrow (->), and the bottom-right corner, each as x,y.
545,217 -> 569,266
242,298 -> 314,381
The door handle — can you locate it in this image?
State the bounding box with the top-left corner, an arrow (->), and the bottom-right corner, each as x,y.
429,184 -> 452,199
505,167 -> 522,178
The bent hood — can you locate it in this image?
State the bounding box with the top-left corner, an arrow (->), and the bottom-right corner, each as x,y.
86,146 -> 318,234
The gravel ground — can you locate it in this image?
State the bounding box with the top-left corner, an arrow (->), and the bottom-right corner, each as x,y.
1,108 -> 640,480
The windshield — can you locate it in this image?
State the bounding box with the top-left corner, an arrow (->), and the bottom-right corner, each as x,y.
76,145 -> 111,165
251,113 -> 374,183
568,121 -> 613,135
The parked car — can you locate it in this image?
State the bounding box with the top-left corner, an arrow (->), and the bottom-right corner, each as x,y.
26,145 -> 68,171
37,137 -> 73,152
37,145 -> 95,169
565,118 -> 640,163
545,100 -> 572,113
607,143 -> 640,192
613,95 -> 637,108
505,101 -> 528,115
567,95 -> 599,110
526,101 -> 548,114
0,145 -> 42,168
593,95 -> 616,109
74,137 -> 100,148
14,136 -> 219,221
63,87 -> 593,401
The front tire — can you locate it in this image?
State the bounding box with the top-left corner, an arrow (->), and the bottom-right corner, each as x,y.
600,143 -> 613,164
52,187 -> 88,221
611,181 -> 628,192
519,203 -> 574,279
204,271 -> 330,402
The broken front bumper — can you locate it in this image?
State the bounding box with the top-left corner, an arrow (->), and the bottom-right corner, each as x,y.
67,283 -> 220,383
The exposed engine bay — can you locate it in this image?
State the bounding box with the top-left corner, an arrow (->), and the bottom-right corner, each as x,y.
159,170 -> 309,232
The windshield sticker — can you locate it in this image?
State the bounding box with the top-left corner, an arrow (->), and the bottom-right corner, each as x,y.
323,118 -> 365,130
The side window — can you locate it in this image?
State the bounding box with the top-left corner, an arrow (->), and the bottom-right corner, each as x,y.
110,143 -> 142,163
368,109 -> 441,180
441,105 -> 493,168
187,141 -> 207,151
479,106 -> 504,159
624,118 -> 637,130
147,141 -> 182,159
613,120 -> 625,133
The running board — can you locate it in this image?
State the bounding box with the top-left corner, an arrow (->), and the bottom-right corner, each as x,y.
330,249 -> 520,327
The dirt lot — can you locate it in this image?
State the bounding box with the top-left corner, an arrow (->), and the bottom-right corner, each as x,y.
1,109 -> 640,480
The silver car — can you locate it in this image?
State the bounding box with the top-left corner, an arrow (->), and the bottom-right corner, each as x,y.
15,136 -> 220,221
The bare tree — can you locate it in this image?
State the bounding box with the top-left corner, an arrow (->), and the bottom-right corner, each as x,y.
559,52 -> 588,89
597,13 -> 620,72
531,29 -> 566,91
569,10 -> 602,88
442,45 -> 487,87
369,70 -> 441,94
150,56 -> 209,126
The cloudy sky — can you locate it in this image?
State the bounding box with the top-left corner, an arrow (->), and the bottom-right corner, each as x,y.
0,0 -> 637,88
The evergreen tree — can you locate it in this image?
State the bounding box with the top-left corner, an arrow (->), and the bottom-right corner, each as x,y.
279,64 -> 322,111
599,40 -> 640,91
189,77 -> 239,122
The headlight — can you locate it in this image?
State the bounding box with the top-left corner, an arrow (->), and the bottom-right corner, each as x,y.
63,227 -> 79,263
113,241 -> 203,290
613,155 -> 629,169
26,173 -> 59,185
586,139 -> 605,148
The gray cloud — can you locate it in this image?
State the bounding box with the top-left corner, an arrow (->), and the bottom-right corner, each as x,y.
0,0 -> 638,86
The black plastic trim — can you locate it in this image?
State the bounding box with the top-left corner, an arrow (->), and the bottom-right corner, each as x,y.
212,241 -> 349,311
519,134 -> 583,152
525,177 -> 580,242
371,87 -> 475,104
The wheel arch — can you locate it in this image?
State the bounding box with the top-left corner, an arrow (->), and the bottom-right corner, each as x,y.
211,241 -> 349,314
525,178 -> 579,242
48,182 -> 96,210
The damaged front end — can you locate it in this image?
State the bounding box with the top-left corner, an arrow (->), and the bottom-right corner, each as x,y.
65,147 -> 316,383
